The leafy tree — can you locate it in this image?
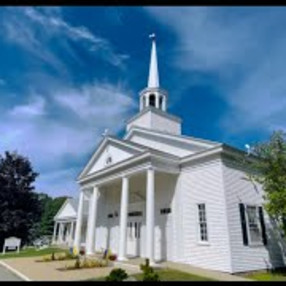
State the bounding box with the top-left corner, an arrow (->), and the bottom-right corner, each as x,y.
39,196 -> 67,236
0,151 -> 40,248
242,130 -> 286,235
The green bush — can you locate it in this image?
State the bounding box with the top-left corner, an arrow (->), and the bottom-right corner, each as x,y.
140,259 -> 160,281
42,255 -> 52,262
105,268 -> 128,281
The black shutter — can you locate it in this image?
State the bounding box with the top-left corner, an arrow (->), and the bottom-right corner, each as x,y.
239,203 -> 248,246
258,206 -> 267,245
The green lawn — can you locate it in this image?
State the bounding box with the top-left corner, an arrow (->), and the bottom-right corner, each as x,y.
0,247 -> 64,259
132,268 -> 214,281
242,269 -> 286,281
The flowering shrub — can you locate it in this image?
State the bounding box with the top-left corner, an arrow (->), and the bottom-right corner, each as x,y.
38,252 -> 77,262
79,248 -> 85,256
64,258 -> 108,270
108,254 -> 117,261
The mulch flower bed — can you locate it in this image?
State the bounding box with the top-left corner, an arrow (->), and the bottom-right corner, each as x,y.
57,257 -> 111,271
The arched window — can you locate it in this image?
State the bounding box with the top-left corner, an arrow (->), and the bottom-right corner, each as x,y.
149,94 -> 155,107
159,96 -> 163,110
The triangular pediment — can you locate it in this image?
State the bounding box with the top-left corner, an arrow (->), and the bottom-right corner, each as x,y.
54,199 -> 77,220
78,136 -> 146,179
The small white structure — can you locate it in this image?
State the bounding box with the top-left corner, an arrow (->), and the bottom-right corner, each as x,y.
52,198 -> 78,247
2,237 -> 21,254
72,35 -> 286,273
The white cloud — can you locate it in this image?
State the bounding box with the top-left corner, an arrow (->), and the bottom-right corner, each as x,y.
9,96 -> 46,118
0,7 -> 135,198
35,167 -> 80,198
1,7 -> 128,73
146,7 -> 286,135
54,82 -> 135,121
0,82 -> 135,197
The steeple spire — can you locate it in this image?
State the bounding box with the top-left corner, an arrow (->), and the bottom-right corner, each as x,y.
148,33 -> 159,88
139,33 -> 168,112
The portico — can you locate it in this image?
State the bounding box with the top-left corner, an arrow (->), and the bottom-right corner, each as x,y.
74,150 -> 179,264
52,220 -> 76,246
53,197 -> 79,247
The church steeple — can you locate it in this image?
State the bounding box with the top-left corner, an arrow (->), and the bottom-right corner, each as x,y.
148,33 -> 159,88
139,34 -> 168,112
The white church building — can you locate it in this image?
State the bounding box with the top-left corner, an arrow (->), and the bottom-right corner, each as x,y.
71,35 -> 286,273
52,197 -> 79,247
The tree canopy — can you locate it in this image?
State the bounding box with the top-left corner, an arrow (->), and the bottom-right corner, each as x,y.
243,130 -> 286,234
0,151 -> 40,248
39,195 -> 68,236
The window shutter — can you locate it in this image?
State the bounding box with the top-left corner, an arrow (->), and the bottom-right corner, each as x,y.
258,206 -> 267,245
239,203 -> 248,246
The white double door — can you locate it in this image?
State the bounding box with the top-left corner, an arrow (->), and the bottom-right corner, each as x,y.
126,216 -> 143,257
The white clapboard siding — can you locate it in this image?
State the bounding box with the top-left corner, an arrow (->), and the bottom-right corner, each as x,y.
175,156 -> 232,272
222,158 -> 286,273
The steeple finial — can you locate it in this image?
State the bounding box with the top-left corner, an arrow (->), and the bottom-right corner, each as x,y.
148,33 -> 159,88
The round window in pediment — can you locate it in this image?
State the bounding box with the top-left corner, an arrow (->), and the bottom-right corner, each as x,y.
105,155 -> 112,165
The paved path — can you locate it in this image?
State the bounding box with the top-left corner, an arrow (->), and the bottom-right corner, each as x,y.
1,257 -> 140,281
0,264 -> 22,281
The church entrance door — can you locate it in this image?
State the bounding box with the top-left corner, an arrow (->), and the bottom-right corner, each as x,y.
126,212 -> 143,257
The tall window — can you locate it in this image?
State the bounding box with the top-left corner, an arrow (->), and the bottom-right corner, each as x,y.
128,222 -> 133,239
246,205 -> 262,244
149,94 -> 156,107
198,204 -> 208,242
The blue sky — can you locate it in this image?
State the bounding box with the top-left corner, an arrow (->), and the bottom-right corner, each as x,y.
0,6 -> 286,197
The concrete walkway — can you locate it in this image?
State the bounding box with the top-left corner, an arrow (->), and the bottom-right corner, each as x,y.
0,257 -> 140,281
115,257 -> 252,281
0,264 -> 23,281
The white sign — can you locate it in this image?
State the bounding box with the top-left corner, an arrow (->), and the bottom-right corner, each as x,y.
2,237 -> 21,255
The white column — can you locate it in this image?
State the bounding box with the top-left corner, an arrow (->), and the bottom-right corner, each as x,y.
155,94 -> 160,109
56,223 -> 60,243
52,222 -> 57,244
146,167 -> 155,264
59,223 -> 64,243
86,186 -> 99,255
162,97 -> 166,111
140,96 -> 143,111
69,221 -> 75,246
73,190 -> 85,252
146,94 -> 150,107
118,176 -> 129,261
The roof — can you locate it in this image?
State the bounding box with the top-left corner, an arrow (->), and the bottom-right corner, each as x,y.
126,106 -> 182,125
69,197 -> 79,211
54,197 -> 78,220
124,125 -> 220,148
